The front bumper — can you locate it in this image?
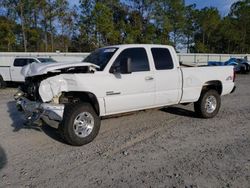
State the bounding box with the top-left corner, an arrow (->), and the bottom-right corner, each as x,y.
15,96 -> 64,129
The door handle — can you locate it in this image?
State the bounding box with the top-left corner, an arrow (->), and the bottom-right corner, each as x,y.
106,91 -> 121,96
145,76 -> 154,81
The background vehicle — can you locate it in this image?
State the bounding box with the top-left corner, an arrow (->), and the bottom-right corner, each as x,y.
15,44 -> 235,146
208,58 -> 249,74
0,57 -> 57,88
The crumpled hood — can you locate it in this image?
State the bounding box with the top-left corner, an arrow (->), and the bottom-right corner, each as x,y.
21,62 -> 100,77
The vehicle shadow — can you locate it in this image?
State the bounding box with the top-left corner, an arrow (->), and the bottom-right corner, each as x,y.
161,106 -> 199,118
7,101 -> 66,144
41,125 -> 66,144
7,101 -> 41,132
0,145 -> 7,171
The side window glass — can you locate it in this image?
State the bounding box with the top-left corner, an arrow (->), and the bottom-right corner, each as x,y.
112,48 -> 150,72
13,59 -> 28,67
151,48 -> 174,70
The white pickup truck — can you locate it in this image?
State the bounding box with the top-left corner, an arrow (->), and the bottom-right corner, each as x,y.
15,44 -> 236,146
0,57 -> 57,87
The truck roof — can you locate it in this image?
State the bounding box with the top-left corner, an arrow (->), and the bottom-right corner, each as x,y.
103,44 -> 173,49
14,57 -> 51,59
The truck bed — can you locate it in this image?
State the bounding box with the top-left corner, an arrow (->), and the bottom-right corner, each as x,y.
180,66 -> 235,103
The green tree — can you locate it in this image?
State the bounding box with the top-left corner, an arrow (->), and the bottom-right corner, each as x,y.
0,0 -> 30,51
229,0 -> 250,53
78,0 -> 96,51
193,7 -> 221,52
92,2 -> 119,46
183,4 -> 197,52
214,17 -> 240,53
0,16 -> 16,51
0,0 -> 249,53
167,0 -> 186,48
153,1 -> 172,44
55,0 -> 77,52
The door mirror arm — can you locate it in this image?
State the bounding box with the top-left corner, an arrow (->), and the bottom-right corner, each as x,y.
110,65 -> 120,74
110,58 -> 132,74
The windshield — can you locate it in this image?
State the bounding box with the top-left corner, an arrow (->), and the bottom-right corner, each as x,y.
38,58 -> 57,63
83,47 -> 118,71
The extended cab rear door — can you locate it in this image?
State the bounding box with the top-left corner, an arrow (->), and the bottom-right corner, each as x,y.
104,47 -> 155,115
150,47 -> 182,106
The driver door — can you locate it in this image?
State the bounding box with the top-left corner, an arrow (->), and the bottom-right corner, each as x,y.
104,48 -> 155,115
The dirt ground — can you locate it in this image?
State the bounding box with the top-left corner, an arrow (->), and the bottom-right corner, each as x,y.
0,75 -> 250,188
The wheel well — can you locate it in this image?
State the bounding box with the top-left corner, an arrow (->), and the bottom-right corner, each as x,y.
60,91 -> 100,115
202,81 -> 223,95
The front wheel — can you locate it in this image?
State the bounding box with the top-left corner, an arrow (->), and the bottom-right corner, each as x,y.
60,102 -> 101,146
194,90 -> 221,118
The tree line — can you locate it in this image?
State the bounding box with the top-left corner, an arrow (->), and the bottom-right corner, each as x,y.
0,0 -> 249,53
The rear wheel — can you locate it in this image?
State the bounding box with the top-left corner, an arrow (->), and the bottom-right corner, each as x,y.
194,89 -> 221,118
0,76 -> 6,89
60,102 -> 101,146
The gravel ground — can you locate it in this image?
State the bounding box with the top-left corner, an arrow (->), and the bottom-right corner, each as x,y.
0,75 -> 250,188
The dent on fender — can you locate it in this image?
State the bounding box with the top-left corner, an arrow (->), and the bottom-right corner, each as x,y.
39,74 -> 78,102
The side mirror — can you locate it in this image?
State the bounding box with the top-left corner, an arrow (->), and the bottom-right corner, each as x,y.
120,57 -> 132,74
110,65 -> 119,74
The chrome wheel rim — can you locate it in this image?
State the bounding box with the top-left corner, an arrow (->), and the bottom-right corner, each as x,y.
73,112 -> 94,138
205,96 -> 217,113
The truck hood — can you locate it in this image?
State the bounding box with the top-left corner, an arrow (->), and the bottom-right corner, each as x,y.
21,62 -> 100,77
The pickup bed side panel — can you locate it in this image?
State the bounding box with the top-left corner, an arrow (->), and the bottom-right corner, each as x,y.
180,66 -> 235,103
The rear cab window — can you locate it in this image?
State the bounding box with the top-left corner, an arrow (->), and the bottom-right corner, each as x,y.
151,48 -> 174,70
111,48 -> 150,73
13,58 -> 30,67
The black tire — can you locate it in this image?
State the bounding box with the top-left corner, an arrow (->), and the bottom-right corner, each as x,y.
240,64 -> 248,74
194,89 -> 221,119
0,76 -> 6,89
60,102 -> 101,146
245,64 -> 250,74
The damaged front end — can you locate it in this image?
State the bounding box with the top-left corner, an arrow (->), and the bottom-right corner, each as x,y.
15,90 -> 64,129
14,62 -> 99,129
